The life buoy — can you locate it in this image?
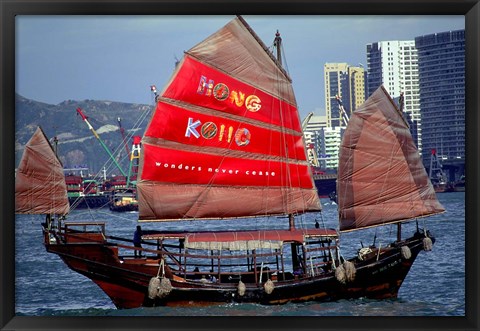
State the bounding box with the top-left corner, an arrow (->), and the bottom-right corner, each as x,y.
401,245 -> 412,259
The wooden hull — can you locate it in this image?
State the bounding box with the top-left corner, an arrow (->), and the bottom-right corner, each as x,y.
68,195 -> 109,208
433,183 -> 448,193
313,174 -> 337,198
44,226 -> 431,309
109,203 -> 139,212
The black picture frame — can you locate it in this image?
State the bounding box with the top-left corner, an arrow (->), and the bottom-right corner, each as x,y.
2,1 -> 479,330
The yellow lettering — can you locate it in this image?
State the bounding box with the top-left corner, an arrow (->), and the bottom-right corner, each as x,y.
229,90 -> 245,107
245,95 -> 261,112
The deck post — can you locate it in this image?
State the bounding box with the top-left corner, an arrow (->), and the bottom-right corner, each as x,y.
288,214 -> 295,230
280,249 -> 285,280
253,250 -> 258,284
302,244 -> 307,276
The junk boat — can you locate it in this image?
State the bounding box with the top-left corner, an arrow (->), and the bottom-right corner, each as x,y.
15,16 -> 444,309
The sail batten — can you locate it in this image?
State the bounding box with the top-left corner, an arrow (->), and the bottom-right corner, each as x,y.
141,139 -> 311,167
138,17 -> 320,221
15,127 -> 70,215
337,86 -> 444,232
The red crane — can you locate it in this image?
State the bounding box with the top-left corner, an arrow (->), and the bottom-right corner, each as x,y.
117,117 -> 130,156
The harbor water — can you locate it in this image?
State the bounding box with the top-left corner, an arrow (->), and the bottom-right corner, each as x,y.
15,192 -> 465,316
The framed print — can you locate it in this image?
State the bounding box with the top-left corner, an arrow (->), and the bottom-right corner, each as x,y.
2,1 -> 479,330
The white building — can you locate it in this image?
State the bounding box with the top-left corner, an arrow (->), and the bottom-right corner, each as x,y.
303,115 -> 327,168
366,40 -> 422,152
322,127 -> 344,169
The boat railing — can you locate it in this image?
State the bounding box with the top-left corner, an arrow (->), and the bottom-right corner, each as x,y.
176,245 -> 292,284
160,238 -> 337,283
58,222 -> 107,243
89,234 -> 338,285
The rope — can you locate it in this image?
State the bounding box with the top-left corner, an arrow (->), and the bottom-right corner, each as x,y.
148,258 -> 172,299
156,258 -> 165,277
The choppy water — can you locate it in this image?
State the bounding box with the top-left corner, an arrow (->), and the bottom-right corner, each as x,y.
15,193 -> 465,316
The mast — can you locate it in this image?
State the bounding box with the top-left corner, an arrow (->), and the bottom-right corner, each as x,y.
275,29 -> 294,230
397,92 -> 404,242
76,108 -> 128,177
53,135 -> 59,157
274,30 -> 282,66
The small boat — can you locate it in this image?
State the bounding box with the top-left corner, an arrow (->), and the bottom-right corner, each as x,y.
65,174 -> 110,208
453,175 -> 465,192
428,148 -> 449,193
108,188 -> 139,212
15,126 -> 70,216
313,171 -> 337,198
15,16 -> 445,309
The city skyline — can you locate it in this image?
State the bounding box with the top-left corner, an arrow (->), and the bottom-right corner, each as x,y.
16,15 -> 464,120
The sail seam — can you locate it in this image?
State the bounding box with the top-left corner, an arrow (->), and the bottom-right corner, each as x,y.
137,180 -> 320,191
142,138 -> 310,166
339,211 -> 445,233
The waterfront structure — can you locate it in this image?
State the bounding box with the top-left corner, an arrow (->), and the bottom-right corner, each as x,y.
322,127 -> 344,169
366,40 -> 422,152
303,115 -> 327,168
303,115 -> 343,170
415,30 -> 465,179
324,63 -> 366,128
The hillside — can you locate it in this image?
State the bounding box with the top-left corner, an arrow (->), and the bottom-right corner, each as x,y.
15,94 -> 154,175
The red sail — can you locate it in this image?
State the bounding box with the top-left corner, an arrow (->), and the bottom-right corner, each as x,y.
137,17 -> 320,221
15,127 -> 70,215
337,86 -> 445,232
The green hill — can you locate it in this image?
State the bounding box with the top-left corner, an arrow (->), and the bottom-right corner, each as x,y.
15,94 -> 154,175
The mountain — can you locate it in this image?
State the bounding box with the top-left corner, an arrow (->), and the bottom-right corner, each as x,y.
15,94 -> 154,175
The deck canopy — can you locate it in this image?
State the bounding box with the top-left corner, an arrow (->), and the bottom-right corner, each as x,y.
142,228 -> 337,251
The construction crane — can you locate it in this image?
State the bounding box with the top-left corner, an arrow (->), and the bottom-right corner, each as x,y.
117,117 -> 130,156
76,108 -> 127,177
302,112 -> 314,131
301,112 -> 320,167
335,95 -> 349,127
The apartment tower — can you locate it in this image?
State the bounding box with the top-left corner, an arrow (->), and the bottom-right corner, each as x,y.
324,63 -> 366,128
366,40 -> 421,152
415,30 -> 465,175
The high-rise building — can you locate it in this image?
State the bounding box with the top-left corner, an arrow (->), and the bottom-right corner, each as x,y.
415,30 -> 465,178
303,115 -> 327,167
324,63 -> 366,128
322,127 -> 344,169
366,40 -> 422,152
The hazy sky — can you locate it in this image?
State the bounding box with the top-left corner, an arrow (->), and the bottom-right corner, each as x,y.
16,15 -> 464,119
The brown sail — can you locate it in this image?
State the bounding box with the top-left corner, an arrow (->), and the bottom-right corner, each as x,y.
337,86 -> 445,232
137,17 -> 320,221
15,127 -> 70,215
